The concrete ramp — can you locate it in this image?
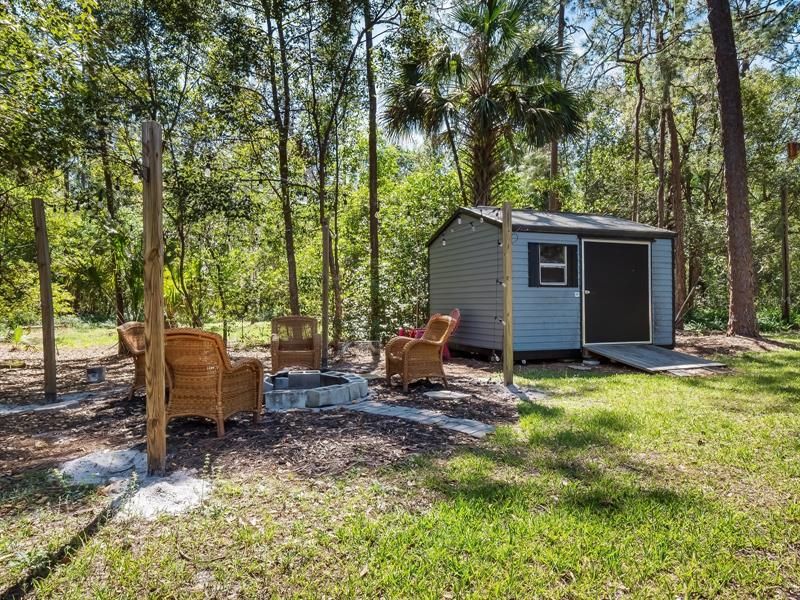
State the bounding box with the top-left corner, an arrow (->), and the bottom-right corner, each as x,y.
584,344 -> 724,373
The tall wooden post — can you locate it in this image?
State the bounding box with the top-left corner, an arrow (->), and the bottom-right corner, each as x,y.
502,202 -> 514,385
32,198 -> 57,402
142,120 -> 166,475
321,219 -> 330,368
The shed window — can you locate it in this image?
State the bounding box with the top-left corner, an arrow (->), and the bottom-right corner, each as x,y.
528,243 -> 578,287
539,245 -> 567,285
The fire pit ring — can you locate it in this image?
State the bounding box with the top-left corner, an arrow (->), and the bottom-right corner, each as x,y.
264,370 -> 370,411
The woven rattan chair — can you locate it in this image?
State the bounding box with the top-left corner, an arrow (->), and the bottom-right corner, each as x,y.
164,329 -> 263,437
117,321 -> 146,401
385,314 -> 457,392
270,316 -> 321,372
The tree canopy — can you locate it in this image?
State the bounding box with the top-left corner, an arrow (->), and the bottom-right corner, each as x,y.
1,0 -> 799,339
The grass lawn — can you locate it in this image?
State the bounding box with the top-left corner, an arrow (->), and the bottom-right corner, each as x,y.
8,321 -> 272,350
6,341 -> 800,598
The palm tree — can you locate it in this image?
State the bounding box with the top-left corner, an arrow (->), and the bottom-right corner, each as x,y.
384,0 -> 583,206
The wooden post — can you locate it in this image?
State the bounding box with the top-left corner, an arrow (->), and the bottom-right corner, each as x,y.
321,219 -> 330,368
502,202 -> 514,385
142,120 -> 166,475
31,198 -> 57,402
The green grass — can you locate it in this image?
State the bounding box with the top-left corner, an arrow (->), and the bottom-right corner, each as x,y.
11,343 -> 800,597
5,321 -> 273,350
0,470 -> 105,590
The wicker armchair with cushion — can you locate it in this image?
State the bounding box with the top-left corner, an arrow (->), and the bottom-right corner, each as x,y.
117,321 -> 146,401
385,314 -> 457,392
164,329 -> 263,437
270,316 -> 321,372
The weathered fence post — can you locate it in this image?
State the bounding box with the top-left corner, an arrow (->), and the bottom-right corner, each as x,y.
502,202 -> 514,385
31,198 -> 57,402
142,120 -> 166,475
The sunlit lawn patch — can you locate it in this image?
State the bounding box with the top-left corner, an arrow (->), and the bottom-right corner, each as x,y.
13,342 -> 800,597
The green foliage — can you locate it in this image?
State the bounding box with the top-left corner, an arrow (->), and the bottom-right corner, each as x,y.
384,0 -> 584,205
1,0 -> 799,337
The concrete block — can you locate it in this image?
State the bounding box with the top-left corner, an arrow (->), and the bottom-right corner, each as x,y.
265,390 -> 306,411
305,389 -> 323,408
326,384 -> 352,406
288,371 -> 321,389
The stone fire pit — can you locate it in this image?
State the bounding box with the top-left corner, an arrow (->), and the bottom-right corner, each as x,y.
264,370 -> 370,411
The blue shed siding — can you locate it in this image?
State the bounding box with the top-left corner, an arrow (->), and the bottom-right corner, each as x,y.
512,232 -> 582,351
429,211 -> 674,354
651,238 -> 674,345
429,219 -> 503,351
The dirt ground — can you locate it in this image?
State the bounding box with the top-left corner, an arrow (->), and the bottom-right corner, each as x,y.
0,344 -> 512,480
1,332 -> 792,481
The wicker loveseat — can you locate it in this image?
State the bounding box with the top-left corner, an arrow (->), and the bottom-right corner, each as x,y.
270,316 -> 321,373
117,321 -> 146,400
385,314 -> 457,392
164,329 -> 263,437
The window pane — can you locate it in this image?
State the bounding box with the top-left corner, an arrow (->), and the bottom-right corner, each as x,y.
540,244 -> 566,265
540,266 -> 566,284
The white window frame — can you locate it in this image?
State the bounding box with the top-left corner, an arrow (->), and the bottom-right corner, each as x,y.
539,244 -> 568,286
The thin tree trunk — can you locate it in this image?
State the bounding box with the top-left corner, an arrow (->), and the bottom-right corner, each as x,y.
365,0 -> 381,344
706,0 -> 758,337
548,0 -> 565,211
98,123 -> 126,352
656,106 -> 667,228
780,181 -> 790,322
265,0 -> 300,314
332,122 -> 343,346
632,57 -> 644,222
666,105 -> 686,328
444,113 -> 467,205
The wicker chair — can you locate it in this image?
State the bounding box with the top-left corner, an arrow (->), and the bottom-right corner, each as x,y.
117,321 -> 146,401
385,314 -> 457,392
270,316 -> 321,372
164,329 -> 263,437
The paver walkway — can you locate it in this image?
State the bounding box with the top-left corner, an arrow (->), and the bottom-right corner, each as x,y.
343,400 -> 495,438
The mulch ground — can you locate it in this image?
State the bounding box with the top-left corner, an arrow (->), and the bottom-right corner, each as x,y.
1,332 -> 792,482
0,346 -> 511,481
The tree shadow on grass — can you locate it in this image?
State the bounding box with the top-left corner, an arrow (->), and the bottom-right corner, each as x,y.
678,351 -> 800,412
413,393 -> 684,521
422,445 -> 696,520
0,469 -> 97,519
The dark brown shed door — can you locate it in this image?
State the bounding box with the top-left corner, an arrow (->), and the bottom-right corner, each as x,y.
582,240 -> 651,344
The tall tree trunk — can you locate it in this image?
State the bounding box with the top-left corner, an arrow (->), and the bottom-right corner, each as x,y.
548,0 -> 565,211
632,56 -> 644,222
265,0 -> 300,314
444,113 -> 467,205
331,119 -> 343,347
365,0 -> 381,343
98,123 -> 126,352
706,0 -> 758,337
780,181 -> 790,322
470,132 -> 498,206
656,106 -> 667,228
666,105 -> 687,328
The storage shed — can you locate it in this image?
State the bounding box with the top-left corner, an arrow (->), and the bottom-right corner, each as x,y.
428,207 -> 676,360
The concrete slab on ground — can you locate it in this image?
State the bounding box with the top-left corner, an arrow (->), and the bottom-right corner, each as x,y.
343,400 -> 495,438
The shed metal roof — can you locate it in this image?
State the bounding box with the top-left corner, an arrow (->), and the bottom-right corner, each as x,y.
427,207 -> 676,245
